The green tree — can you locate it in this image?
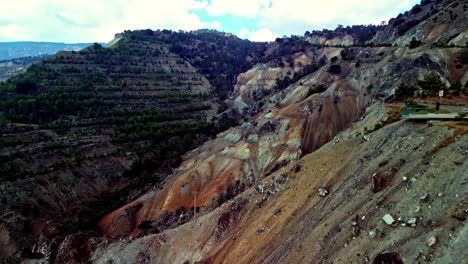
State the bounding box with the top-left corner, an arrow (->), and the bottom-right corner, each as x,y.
449,81 -> 461,95
417,72 -> 446,95
408,37 -> 422,49
395,83 -> 416,98
458,48 -> 468,65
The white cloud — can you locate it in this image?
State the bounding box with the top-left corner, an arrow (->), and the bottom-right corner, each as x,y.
0,0 -> 421,43
0,0 -> 210,42
203,20 -> 222,29
257,0 -> 421,36
249,27 -> 278,42
237,28 -> 250,38
0,24 -> 32,41
206,0 -> 268,16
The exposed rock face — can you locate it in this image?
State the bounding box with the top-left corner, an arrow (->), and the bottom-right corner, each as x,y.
92,118 -> 468,264
305,33 -> 356,46
373,0 -> 467,47
94,48 -> 466,264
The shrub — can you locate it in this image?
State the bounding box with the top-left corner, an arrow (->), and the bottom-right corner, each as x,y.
409,38 -> 422,49
340,48 -> 354,61
449,81 -> 462,95
328,65 -> 342,74
458,48 -> 468,64
395,83 -> 417,98
411,5 -> 422,14
306,84 -> 327,97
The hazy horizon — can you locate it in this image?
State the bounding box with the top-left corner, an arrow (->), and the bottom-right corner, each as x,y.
1,0 -> 421,43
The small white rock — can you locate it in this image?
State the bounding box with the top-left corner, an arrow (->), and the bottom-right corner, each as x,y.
407,218 -> 417,226
402,176 -> 408,182
427,236 -> 437,247
383,214 -> 395,225
318,188 -> 329,197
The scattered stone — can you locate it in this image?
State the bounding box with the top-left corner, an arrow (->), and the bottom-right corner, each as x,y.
363,135 -> 370,141
369,229 -> 377,239
437,192 -> 443,197
427,236 -> 437,247
415,206 -> 421,213
256,226 -> 266,235
420,194 -> 429,202
318,188 -> 329,197
407,217 -> 417,227
382,214 -> 396,226
256,182 -> 265,194
402,176 -> 408,182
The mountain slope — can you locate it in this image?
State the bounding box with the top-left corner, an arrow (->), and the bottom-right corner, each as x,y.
87,1 -> 467,264
1,1 -> 467,263
0,31 -> 263,263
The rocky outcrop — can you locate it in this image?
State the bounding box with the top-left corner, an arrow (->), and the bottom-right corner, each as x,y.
373,0 -> 467,46
91,115 -> 468,264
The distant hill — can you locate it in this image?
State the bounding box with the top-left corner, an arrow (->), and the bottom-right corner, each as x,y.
0,55 -> 50,82
0,42 -> 98,60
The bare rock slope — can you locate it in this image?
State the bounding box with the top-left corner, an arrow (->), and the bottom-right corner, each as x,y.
91,5 -> 467,262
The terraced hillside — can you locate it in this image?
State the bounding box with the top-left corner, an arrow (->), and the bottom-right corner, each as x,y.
0,30 -> 264,262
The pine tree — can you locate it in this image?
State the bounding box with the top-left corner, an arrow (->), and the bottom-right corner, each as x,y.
417,72 -> 446,95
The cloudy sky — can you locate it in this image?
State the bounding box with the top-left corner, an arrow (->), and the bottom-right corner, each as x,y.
0,0 -> 420,43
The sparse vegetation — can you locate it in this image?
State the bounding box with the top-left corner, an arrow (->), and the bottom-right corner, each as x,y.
328,64 -> 342,74
408,37 -> 422,49
306,84 -> 327,97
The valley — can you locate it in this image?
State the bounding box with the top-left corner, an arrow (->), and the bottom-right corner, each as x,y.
0,0 -> 467,263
